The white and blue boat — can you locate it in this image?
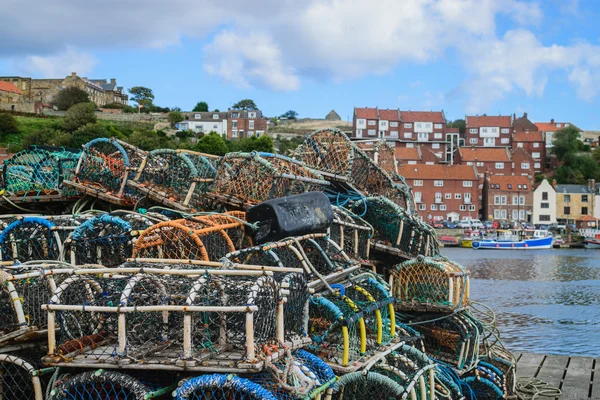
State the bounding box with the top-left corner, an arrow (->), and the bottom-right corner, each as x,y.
472,229 -> 553,250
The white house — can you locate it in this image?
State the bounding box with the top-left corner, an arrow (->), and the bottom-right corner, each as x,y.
176,112 -> 228,136
532,179 -> 557,225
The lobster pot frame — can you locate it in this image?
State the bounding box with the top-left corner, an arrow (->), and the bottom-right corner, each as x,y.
2,147 -> 81,199
128,149 -> 217,211
332,371 -> 406,400
48,369 -> 153,400
64,214 -> 133,267
355,139 -> 398,175
109,210 -> 169,232
355,196 -> 439,261
330,207 -> 373,261
64,138 -> 146,206
211,152 -> 330,209
479,344 -> 516,398
405,311 -> 483,372
132,213 -> 252,261
43,268 -> 307,372
0,353 -> 54,400
0,217 -> 66,262
226,233 -> 362,291
390,255 -> 470,312
462,361 -> 506,399
175,374 -> 278,400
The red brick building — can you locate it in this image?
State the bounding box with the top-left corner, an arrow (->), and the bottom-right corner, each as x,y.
510,147 -> 536,178
227,109 -> 267,139
396,111 -> 448,160
482,175 -> 533,222
398,164 -> 480,222
512,131 -> 545,173
464,115 -> 513,147
353,107 -> 383,139
396,145 -> 440,165
534,119 -> 583,151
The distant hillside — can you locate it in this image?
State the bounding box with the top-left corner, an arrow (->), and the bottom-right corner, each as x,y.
269,119 -> 351,136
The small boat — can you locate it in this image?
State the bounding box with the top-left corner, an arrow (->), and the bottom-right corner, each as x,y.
472,229 -> 553,250
584,234 -> 600,249
439,235 -> 460,247
460,230 -> 483,248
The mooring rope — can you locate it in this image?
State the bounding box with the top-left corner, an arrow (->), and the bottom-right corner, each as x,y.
516,377 -> 562,399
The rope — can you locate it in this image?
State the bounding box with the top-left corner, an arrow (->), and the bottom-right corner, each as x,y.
1,196 -> 38,213
516,377 -> 562,399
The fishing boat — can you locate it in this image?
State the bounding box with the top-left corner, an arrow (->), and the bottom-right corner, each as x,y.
460,230 -> 483,248
584,234 -> 600,249
438,235 -> 460,247
472,229 -> 553,250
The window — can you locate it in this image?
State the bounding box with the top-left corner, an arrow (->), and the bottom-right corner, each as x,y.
413,180 -> 423,186
404,123 -> 412,128
368,120 -> 376,126
476,162 -> 484,167
466,162 -> 473,166
418,132 -> 428,142
533,142 -> 540,148
368,129 -> 376,136
456,193 -> 462,199
557,123 -> 562,127
508,184 -> 512,189
459,205 -> 467,211
469,138 -> 478,144
534,163 -> 541,169
464,193 -> 472,203
249,120 -> 255,129
481,128 -> 488,133
380,121 -> 388,126
408,161 -> 417,165
495,195 -> 501,205
213,125 -> 218,129
521,163 -> 530,169
195,114 -> 201,119
213,114 -> 219,119
469,205 -> 476,211
434,123 -> 443,129
501,138 -> 510,144
582,207 -> 588,215
404,132 -> 413,139
540,215 -> 551,221
431,204 -> 437,210
463,181 -> 473,187
542,192 -> 548,201
564,206 -> 570,215
406,143 -> 414,148
232,120 -> 238,129
248,112 -> 256,118
495,162 -> 504,169
390,121 -> 399,127
517,184 -> 522,189
389,130 -> 398,137
232,112 -> 239,118
445,193 -> 452,199
434,180 -> 444,187
520,196 -> 525,205
582,195 -> 588,202
484,137 -> 495,146
523,184 -> 528,189
435,192 -> 442,202
470,128 -> 478,134
541,202 -> 549,209
501,196 -> 507,205
517,143 -> 524,148
414,192 -> 422,202
419,204 -> 426,211
512,210 -> 519,220
532,152 -> 540,159
232,130 -> 238,138
564,195 -> 571,203
494,210 -> 501,219
501,128 -> 510,133
432,143 -> 440,149
434,133 -> 442,139
440,205 -> 447,211
501,210 -> 507,219
513,196 -> 519,205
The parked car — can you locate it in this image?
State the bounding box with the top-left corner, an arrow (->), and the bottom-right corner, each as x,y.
458,219 -> 472,229
470,219 -> 484,229
556,223 -> 566,230
535,224 -> 549,230
444,221 -> 458,229
433,221 -> 444,228
483,221 -> 494,230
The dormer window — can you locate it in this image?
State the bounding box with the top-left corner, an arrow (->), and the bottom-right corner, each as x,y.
213,114 -> 219,119
194,114 -> 201,119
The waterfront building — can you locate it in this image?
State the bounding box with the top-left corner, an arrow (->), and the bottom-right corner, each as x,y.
532,179 -> 557,225
482,175 -> 533,222
454,147 -> 534,180
226,109 -> 267,139
464,115 -> 513,147
554,180 -> 599,224
397,164 -> 479,222
176,112 -> 229,136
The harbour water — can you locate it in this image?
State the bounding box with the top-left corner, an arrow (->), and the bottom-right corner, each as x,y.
441,247 -> 600,357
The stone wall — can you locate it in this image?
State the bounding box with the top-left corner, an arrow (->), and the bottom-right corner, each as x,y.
0,100 -> 36,113
43,108 -> 168,122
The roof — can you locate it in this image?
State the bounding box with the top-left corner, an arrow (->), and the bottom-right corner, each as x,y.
400,111 -> 445,123
0,81 -> 23,95
554,184 -> 594,194
397,164 -> 477,180
378,109 -> 400,121
577,215 -> 597,221
513,131 -> 544,142
184,111 -> 228,120
487,175 -> 532,190
395,147 -> 420,161
535,122 -> 582,132
355,107 -> 378,119
458,147 -> 510,162
466,115 -> 511,127
325,110 -> 341,120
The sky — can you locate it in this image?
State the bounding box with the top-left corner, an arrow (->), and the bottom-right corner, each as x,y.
2,0 -> 600,129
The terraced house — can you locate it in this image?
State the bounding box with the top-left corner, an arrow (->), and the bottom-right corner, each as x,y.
482,175 -> 533,222
464,115 -> 513,147
554,180 -> 600,223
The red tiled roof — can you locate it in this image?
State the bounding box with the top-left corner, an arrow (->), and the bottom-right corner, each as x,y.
466,115 -> 511,127
378,108 -> 400,121
0,81 -> 23,95
513,131 -> 543,142
458,147 -> 510,162
400,111 -> 445,123
397,164 -> 477,180
396,147 -> 420,160
578,215 -> 597,221
355,107 -> 378,119
488,175 -> 532,190
535,122 -> 582,132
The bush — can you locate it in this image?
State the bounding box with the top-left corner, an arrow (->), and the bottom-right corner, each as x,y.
176,130 -> 195,139
229,135 -> 274,153
22,128 -> 71,148
127,128 -> 177,150
102,103 -> 127,109
71,124 -> 110,147
52,87 -> 90,111
0,113 -> 20,141
168,111 -> 184,125
122,105 -> 138,114
193,132 -> 228,156
63,103 -> 97,132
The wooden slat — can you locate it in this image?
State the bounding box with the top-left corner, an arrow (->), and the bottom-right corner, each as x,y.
536,355 -> 569,399
517,353 -> 545,378
591,359 -> 600,400
562,356 -> 593,400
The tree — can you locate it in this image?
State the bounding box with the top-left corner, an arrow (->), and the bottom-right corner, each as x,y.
193,102 -> 209,112
214,109 -> 220,112
71,124 -> 110,147
229,135 -> 274,153
62,103 -> 97,132
128,86 -> 155,109
52,87 -> 90,110
232,99 -> 258,110
168,111 -> 184,125
447,119 -> 466,134
128,129 -> 176,150
552,125 -> 581,161
280,110 -> 298,120
0,113 -> 19,141
553,153 -> 600,184
593,146 -> 600,163
171,106 -> 182,112
193,132 -> 228,156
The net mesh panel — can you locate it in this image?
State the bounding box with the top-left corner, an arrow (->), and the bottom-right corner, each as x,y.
2,148 -> 80,198
463,372 -> 504,400
479,343 -> 516,397
50,271 -> 280,367
391,255 -> 469,312
175,374 -> 278,400
67,214 -> 133,266
212,152 -> 328,206
49,370 -> 151,400
109,210 -> 162,232
0,350 -> 50,400
0,217 -> 62,262
332,371 -> 405,400
330,207 -> 372,261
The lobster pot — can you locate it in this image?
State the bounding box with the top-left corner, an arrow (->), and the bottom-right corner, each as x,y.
109,210 -> 168,232
330,207 -> 373,261
132,213 -> 252,261
391,255 -> 470,312
405,311 -> 483,372
2,148 -> 80,198
39,215 -> 86,244
355,196 -> 439,260
479,345 -> 516,398
64,214 -> 133,266
0,217 -> 64,262
43,269 -> 293,372
48,370 -> 152,400
0,352 -> 52,400
127,149 -> 217,211
355,139 -> 398,175
175,374 -> 279,400
63,138 -> 146,206
332,371 -> 406,400
211,152 -> 329,209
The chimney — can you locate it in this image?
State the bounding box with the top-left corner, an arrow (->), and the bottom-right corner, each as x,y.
550,118 -> 554,124
523,112 -> 527,118
71,72 -> 76,77
589,179 -> 596,191
552,179 -> 557,188
110,78 -> 116,84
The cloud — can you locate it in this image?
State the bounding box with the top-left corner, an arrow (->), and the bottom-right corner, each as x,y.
568,67 -> 600,100
14,47 -> 96,78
